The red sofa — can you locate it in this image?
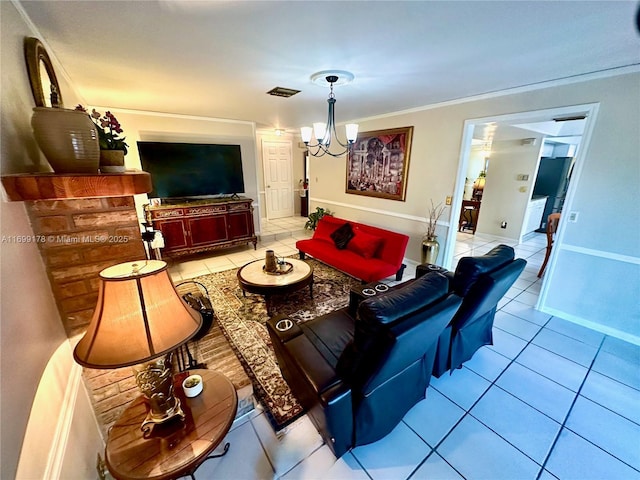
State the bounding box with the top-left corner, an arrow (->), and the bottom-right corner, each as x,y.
296,216 -> 409,283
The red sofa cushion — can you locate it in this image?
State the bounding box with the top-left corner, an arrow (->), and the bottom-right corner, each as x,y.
297,239 -> 394,283
347,227 -> 383,259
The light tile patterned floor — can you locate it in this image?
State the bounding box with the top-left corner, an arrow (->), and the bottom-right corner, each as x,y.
170,218 -> 640,480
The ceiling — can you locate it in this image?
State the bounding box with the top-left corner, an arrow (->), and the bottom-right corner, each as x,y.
19,1 -> 640,133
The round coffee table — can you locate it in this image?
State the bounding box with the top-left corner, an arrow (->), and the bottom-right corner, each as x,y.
237,258 -> 314,316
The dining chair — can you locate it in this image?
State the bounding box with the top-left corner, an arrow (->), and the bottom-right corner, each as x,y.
537,213 -> 561,277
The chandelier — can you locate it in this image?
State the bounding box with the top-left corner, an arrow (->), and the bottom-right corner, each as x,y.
300,72 -> 358,158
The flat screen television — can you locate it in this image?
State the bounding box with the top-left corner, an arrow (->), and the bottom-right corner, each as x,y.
137,141 -> 245,200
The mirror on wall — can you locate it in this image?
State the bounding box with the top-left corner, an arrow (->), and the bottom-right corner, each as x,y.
24,37 -> 63,108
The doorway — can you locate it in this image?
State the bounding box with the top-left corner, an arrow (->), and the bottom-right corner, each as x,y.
262,140 -> 294,219
444,103 -> 599,308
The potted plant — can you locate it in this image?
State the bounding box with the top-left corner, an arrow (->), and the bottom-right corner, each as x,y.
305,207 -> 332,230
422,199 -> 446,264
76,105 -> 128,172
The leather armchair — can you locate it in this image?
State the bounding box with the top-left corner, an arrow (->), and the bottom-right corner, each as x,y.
417,245 -> 527,377
266,273 -> 461,457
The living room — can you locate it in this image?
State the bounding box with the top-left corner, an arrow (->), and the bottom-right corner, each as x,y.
2,1 -> 639,479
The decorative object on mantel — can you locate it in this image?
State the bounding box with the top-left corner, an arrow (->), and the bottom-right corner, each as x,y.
31,107 -> 100,174
24,37 -> 63,108
76,105 -> 128,173
422,199 -> 446,264
24,38 -> 102,173
300,71 -> 358,158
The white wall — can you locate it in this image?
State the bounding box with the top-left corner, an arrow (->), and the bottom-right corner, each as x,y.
16,341 -> 104,480
310,71 -> 640,342
476,137 -> 543,239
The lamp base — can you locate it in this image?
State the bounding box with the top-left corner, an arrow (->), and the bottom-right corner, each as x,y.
134,354 -> 185,436
140,398 -> 185,436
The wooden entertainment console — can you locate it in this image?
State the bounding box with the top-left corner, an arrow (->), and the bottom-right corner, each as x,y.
145,197 -> 257,257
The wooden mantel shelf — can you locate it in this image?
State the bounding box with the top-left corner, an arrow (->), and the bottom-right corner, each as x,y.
1,171 -> 152,201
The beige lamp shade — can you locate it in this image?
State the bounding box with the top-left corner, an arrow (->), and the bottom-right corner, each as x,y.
473,176 -> 486,191
74,260 -> 202,369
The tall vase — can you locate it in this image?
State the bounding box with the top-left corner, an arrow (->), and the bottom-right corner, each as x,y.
31,107 -> 100,173
265,249 -> 277,272
421,235 -> 440,265
100,149 -> 126,173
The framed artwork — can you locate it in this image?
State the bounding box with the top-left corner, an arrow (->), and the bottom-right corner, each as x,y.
346,126 -> 414,201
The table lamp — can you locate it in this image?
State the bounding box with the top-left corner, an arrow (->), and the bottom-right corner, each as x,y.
73,260 -> 202,433
472,172 -> 486,200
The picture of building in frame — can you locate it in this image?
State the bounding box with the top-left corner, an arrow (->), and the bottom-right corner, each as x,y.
346,126 -> 414,201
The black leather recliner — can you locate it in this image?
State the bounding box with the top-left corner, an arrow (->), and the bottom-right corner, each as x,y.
417,244 -> 527,378
266,273 -> 462,457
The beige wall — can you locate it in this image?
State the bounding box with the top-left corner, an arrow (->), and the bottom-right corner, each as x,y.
310,72 -> 640,341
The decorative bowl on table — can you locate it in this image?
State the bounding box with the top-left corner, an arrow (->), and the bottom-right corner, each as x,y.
182,374 -> 203,397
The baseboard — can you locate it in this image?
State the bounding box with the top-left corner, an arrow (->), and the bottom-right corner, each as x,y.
44,362 -> 82,479
541,306 -> 640,346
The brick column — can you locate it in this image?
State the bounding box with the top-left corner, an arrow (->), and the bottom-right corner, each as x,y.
27,196 -> 146,336
26,196 -> 147,432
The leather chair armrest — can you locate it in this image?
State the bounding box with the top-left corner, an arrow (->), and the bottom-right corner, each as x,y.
415,263 -> 448,278
267,314 -> 303,343
444,270 -> 455,290
284,335 -> 354,457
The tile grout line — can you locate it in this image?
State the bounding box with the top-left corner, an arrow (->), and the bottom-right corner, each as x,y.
535,336 -> 607,479
406,314 -> 554,479
403,248 -> 546,479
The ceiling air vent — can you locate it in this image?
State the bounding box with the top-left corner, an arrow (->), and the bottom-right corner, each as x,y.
553,115 -> 587,122
267,87 -> 301,98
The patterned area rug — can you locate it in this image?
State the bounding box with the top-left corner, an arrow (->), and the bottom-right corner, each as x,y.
191,258 -> 362,429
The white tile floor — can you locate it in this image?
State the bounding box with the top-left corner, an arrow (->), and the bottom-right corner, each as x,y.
171,218 -> 640,480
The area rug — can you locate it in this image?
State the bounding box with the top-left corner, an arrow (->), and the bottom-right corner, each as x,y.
191,258 -> 362,429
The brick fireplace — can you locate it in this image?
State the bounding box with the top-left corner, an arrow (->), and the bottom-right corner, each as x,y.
3,171 -> 252,434
2,172 -> 154,432
26,195 -> 149,430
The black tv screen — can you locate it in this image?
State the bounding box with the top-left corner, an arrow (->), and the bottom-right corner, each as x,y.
137,141 -> 245,199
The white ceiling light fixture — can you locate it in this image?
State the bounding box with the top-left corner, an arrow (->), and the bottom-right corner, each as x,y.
300,70 -> 358,158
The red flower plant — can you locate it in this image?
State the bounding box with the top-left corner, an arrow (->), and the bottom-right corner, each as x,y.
75,105 -> 128,154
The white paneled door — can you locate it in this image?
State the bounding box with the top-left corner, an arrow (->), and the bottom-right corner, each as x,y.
262,140 -> 294,219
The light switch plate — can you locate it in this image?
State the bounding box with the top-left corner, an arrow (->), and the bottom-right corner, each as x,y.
568,211 -> 579,223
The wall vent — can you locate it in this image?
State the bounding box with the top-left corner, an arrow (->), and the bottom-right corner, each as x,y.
267,87 -> 301,98
553,115 -> 587,122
